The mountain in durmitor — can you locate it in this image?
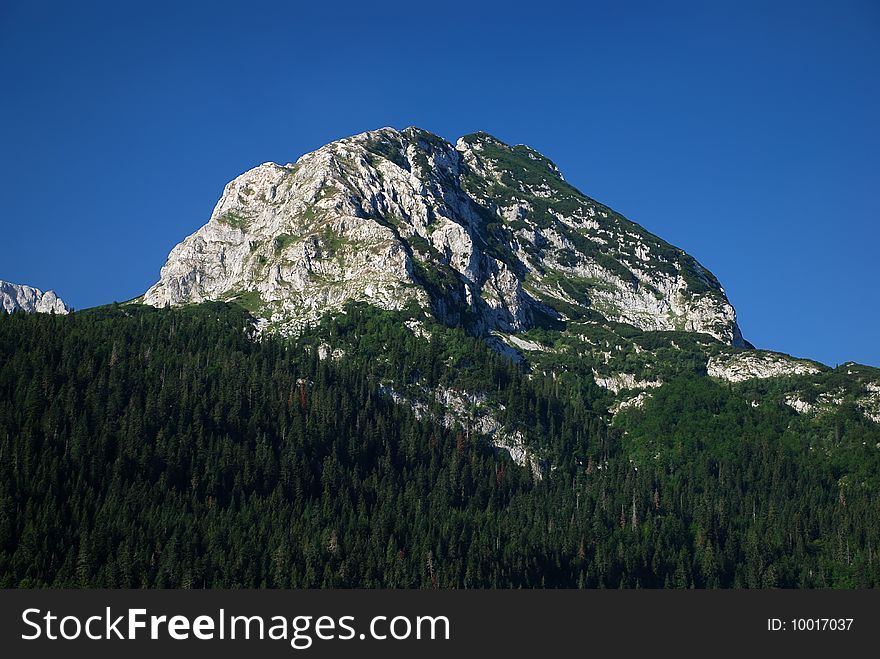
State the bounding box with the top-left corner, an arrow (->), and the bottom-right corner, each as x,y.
0,280 -> 69,314
2,127 -> 878,588
142,127 -> 879,436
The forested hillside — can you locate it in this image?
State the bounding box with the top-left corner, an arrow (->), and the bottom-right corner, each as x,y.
0,304 -> 878,587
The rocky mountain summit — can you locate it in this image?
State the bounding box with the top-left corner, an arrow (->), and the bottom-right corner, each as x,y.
0,280 -> 69,314
145,127 -> 744,345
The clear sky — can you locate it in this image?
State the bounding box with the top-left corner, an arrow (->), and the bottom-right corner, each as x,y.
1,0 -> 877,366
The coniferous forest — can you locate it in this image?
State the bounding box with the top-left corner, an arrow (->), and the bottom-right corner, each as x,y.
0,303 -> 878,588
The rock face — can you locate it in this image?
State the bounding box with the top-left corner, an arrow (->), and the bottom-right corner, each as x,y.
592,369 -> 663,394
707,351 -> 823,383
0,281 -> 69,314
145,127 -> 745,344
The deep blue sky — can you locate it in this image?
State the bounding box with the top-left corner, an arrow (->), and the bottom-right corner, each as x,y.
1,0 -> 877,366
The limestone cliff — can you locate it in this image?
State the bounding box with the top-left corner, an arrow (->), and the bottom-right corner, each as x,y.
145,127 -> 745,345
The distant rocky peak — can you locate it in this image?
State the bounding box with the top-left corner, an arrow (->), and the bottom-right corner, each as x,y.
1,280 -> 69,314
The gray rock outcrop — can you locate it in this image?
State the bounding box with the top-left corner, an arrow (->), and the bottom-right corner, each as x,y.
1,280 -> 69,314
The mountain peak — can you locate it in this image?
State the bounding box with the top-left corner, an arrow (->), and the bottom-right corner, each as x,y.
144,127 -> 744,346
456,131 -> 566,182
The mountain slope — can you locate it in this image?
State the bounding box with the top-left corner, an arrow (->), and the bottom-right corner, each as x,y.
0,280 -> 69,314
144,127 -> 744,345
1,302 -> 877,588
